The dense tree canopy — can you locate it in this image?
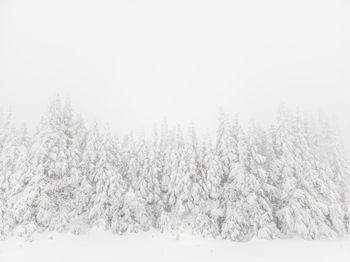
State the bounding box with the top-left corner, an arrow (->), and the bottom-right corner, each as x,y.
0,98 -> 349,241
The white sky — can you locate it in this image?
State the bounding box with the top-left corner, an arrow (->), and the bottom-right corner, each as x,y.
0,0 -> 349,145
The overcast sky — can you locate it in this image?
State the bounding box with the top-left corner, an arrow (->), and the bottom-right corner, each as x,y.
0,0 -> 349,146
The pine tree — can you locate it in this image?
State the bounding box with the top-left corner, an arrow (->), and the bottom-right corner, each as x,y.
216,109 -> 239,184
61,100 -> 89,234
273,107 -> 336,239
221,126 -> 260,241
246,121 -> 280,239
10,96 -> 85,240
112,187 -> 151,233
160,125 -> 184,232
193,136 -> 222,237
146,125 -> 163,228
169,123 -> 205,232
216,110 -> 240,235
0,110 -> 21,238
88,126 -> 125,231
317,113 -> 350,234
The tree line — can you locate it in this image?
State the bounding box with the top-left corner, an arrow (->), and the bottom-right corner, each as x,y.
0,96 -> 349,241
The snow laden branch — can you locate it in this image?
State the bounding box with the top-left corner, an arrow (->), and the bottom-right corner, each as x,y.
0,98 -> 349,241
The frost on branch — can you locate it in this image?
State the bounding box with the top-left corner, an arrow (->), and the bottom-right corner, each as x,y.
0,99 -> 349,241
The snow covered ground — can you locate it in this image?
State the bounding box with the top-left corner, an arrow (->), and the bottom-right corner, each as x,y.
1,229 -> 349,262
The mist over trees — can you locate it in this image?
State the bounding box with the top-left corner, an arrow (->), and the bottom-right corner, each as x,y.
0,97 -> 349,242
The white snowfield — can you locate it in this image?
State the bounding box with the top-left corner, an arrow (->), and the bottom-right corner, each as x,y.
1,229 -> 349,262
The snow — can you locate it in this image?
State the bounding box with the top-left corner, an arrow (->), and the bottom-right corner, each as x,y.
1,229 -> 349,262
1,102 -> 350,241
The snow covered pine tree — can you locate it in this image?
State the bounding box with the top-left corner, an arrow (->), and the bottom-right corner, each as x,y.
0,98 -> 349,241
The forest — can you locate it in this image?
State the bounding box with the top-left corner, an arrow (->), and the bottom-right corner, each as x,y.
0,96 -> 349,242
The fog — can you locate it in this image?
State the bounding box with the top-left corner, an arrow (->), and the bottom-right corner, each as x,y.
0,0 -> 349,147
